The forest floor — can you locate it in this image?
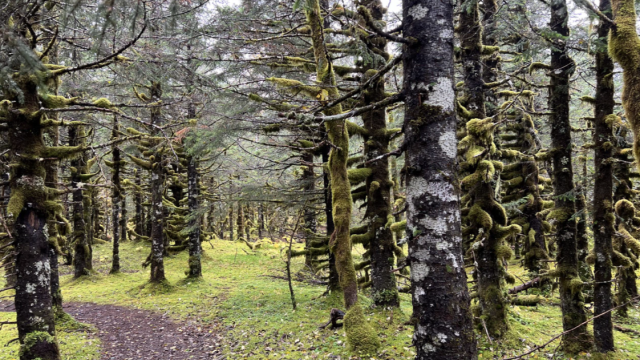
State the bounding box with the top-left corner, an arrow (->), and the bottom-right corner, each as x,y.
0,239 -> 640,359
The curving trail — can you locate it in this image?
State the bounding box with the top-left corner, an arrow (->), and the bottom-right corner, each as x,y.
1,302 -> 225,360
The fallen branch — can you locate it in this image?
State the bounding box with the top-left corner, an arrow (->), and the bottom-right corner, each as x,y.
614,324 -> 640,336
508,277 -> 540,294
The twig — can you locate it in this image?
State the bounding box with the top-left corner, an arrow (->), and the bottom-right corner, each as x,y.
286,211 -> 304,311
481,318 -> 493,344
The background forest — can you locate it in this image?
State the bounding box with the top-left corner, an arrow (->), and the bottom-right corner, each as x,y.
2,0 -> 640,359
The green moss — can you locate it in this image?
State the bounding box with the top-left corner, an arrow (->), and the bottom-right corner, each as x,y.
496,244 -> 514,260
389,220 -> 406,232
40,94 -> 78,109
19,331 -> 57,358
481,45 -> 500,55
469,204 -> 493,231
347,168 -> 372,185
546,208 -> 573,223
263,124 -> 281,133
512,295 -> 541,306
266,77 -> 322,99
344,303 -> 381,355
346,121 -> 368,137
92,98 -> 113,108
616,199 -> 636,219
579,95 -> 596,104
528,62 -> 552,74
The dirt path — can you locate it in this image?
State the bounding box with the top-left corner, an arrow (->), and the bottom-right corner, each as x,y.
1,302 -> 226,360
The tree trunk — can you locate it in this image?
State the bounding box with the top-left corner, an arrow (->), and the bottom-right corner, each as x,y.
549,0 -> 591,351
323,146 -> 340,292
302,151 -> 317,269
592,0 -> 615,350
110,117 -> 122,274
69,126 -> 89,278
15,208 -> 61,360
459,0 -> 486,120
306,0 -> 379,354
237,202 -> 244,240
135,169 -> 144,238
258,203 -> 264,239
149,82 -> 166,283
187,156 -> 202,278
358,0 -> 399,308
229,205 -> 234,240
403,0 -> 477,358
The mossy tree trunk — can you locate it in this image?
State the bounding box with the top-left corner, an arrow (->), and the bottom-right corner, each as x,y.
236,201 -> 244,241
69,126 -> 90,278
403,0 -> 477,357
319,0 -> 340,295
323,146 -> 340,292
358,0 -> 399,308
481,0 -> 500,116
15,208 -> 61,360
258,203 -> 264,239
459,0 -> 486,120
548,0 -> 591,351
110,116 -> 122,274
306,0 -> 380,354
229,205 -> 234,240
302,151 -> 317,270
4,71 -> 62,360
187,156 -> 202,278
121,187 -> 127,243
592,0 -> 615,350
149,82 -> 167,283
134,169 -> 144,238
610,0 -> 640,304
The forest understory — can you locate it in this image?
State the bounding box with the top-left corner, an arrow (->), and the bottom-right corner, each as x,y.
1,239 -> 640,360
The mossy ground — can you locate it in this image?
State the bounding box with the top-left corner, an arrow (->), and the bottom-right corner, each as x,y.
1,240 -> 640,359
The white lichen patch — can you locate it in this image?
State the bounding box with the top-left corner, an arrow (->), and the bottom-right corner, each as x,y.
414,286 -> 426,302
439,29 -> 453,40
420,214 -> 448,236
26,283 -> 36,294
411,262 -> 430,282
424,77 -> 455,112
435,333 -> 448,343
438,131 -> 457,159
408,4 -> 429,20
408,176 -> 457,203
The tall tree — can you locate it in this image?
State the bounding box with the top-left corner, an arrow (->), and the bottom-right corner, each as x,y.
304,0 -> 380,354
531,0 -> 592,352
403,0 -> 477,358
592,0 -> 615,352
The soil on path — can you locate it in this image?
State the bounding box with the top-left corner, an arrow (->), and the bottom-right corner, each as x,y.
1,302 -> 225,360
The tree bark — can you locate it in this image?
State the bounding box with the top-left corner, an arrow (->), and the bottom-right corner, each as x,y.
592,0 -> 615,349
403,0 -> 477,358
69,126 -> 90,278
359,0 -> 399,308
549,0 -> 591,351
187,156 -> 202,278
110,116 -> 122,274
15,208 -> 61,360
306,0 -> 380,354
149,81 -> 166,283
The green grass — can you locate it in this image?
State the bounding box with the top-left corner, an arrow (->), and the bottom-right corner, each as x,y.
2,239 -> 640,359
